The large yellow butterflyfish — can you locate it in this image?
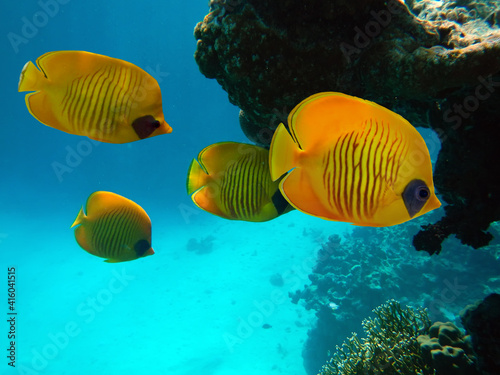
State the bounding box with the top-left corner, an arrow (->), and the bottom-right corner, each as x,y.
71,191 -> 154,262
187,142 -> 292,222
18,51 -> 172,143
269,92 -> 441,226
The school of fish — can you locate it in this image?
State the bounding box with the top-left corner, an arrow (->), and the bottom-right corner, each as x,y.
18,51 -> 441,262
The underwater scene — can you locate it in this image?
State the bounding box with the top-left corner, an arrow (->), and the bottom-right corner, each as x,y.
1,0 -> 500,374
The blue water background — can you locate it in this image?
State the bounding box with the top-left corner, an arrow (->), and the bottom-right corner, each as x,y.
0,1 -> 492,375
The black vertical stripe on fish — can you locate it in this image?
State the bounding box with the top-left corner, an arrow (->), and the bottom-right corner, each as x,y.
97,210 -> 117,257
109,208 -> 132,258
102,208 -> 125,258
75,70 -> 98,131
332,133 -> 344,217
220,161 -> 230,216
245,156 -> 254,217
103,66 -> 123,135
85,67 -> 109,131
123,69 -> 140,120
61,77 -> 76,114
369,121 -> 382,217
92,209 -> 114,255
95,65 -> 116,135
234,157 -> 246,218
353,129 -> 364,220
114,67 -> 131,121
68,75 -> 85,129
92,210 -> 111,254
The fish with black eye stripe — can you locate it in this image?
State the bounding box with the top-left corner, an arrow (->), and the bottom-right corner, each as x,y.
71,191 -> 154,263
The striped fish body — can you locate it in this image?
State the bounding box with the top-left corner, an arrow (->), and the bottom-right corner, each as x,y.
187,142 -> 290,222
269,92 -> 441,227
71,191 -> 154,263
18,51 -> 172,143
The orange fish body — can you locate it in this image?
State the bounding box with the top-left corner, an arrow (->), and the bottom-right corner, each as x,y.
18,51 -> 172,143
269,92 -> 441,226
71,191 -> 154,262
187,142 -> 291,222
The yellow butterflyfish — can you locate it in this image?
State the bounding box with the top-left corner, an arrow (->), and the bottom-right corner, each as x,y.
18,50 -> 172,143
71,191 -> 154,263
269,92 -> 441,226
187,142 -> 291,222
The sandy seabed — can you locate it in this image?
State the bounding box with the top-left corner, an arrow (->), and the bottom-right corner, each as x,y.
1,209 -> 347,375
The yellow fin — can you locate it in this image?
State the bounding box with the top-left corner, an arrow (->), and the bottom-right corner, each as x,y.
18,61 -> 45,92
104,259 -> 121,263
186,158 -> 209,195
279,166 -> 338,221
269,123 -> 301,181
191,185 -> 231,219
71,207 -> 86,228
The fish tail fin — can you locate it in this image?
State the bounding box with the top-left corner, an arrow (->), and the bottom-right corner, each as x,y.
71,207 -> 86,228
186,159 -> 209,195
18,61 -> 45,92
269,123 -> 301,181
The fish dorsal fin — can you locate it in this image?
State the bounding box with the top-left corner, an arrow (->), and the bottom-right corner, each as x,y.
287,92 -> 401,152
35,51 -> 131,83
197,142 -> 267,175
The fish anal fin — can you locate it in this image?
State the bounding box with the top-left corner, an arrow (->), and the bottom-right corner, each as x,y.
25,91 -> 68,132
280,168 -> 339,221
191,186 -> 231,220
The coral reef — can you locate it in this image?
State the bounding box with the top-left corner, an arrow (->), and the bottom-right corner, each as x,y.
290,223 -> 500,374
318,300 -> 433,375
417,321 -> 479,374
194,0 -> 500,252
460,293 -> 500,374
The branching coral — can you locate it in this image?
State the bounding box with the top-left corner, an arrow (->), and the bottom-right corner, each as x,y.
319,300 -> 433,375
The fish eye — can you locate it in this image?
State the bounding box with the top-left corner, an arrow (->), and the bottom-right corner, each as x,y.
402,179 -> 431,218
153,120 -> 160,129
417,186 -> 430,201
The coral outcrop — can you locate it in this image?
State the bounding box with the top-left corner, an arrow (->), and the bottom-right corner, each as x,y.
290,225 -> 500,374
417,321 -> 479,374
461,293 -> 500,374
194,0 -> 500,253
319,300 -> 433,374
